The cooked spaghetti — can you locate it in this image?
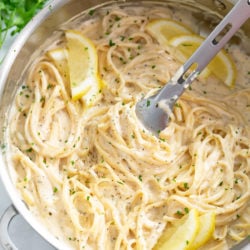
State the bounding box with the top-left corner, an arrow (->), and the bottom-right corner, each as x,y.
6,4 -> 250,250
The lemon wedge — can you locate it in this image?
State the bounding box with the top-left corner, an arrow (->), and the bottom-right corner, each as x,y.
65,30 -> 102,105
154,209 -> 200,250
169,34 -> 236,87
154,209 -> 216,250
47,48 -> 69,80
146,19 -> 193,44
207,48 -> 236,88
189,211 -> 216,249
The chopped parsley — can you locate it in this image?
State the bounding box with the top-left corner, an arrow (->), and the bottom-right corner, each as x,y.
109,39 -> 116,47
181,43 -> 192,47
26,147 -> 33,153
183,182 -> 189,190
0,0 -> 48,49
176,210 -> 183,216
88,9 -> 95,16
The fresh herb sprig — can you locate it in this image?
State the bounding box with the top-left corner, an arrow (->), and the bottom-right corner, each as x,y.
0,0 -> 48,48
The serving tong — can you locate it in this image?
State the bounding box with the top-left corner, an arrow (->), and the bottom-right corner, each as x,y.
136,0 -> 250,135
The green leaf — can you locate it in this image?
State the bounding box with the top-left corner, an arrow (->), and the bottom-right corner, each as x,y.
0,0 -> 48,48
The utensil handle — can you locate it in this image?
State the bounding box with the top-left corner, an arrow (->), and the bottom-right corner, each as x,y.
0,205 -> 19,250
173,0 -> 250,85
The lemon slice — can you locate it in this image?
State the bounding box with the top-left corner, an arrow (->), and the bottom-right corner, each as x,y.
65,30 -> 102,105
47,48 -> 69,80
207,49 -> 236,88
154,209 -> 216,250
169,34 -> 236,87
189,211 -> 216,249
154,209 -> 200,250
146,19 -> 193,44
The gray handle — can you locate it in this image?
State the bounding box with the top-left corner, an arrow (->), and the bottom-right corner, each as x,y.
171,0 -> 250,87
0,205 -> 18,250
184,0 -> 250,74
155,0 -> 250,104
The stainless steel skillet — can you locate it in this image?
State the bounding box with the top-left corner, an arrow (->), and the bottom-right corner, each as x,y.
0,0 -> 249,249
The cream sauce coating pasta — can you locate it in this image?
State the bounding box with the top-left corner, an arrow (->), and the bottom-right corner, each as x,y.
6,4 -> 250,250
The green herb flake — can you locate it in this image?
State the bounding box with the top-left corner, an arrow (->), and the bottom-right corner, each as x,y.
176,210 -> 183,216
1,143 -> 6,151
47,84 -> 53,89
88,9 -> 95,16
182,43 -> 192,47
114,16 -> 121,21
26,147 -> 33,153
183,182 -> 189,189
236,195 -> 241,200
53,187 -> 58,193
146,100 -> 151,107
69,189 -> 76,195
138,175 -> 143,182
109,39 -> 116,47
